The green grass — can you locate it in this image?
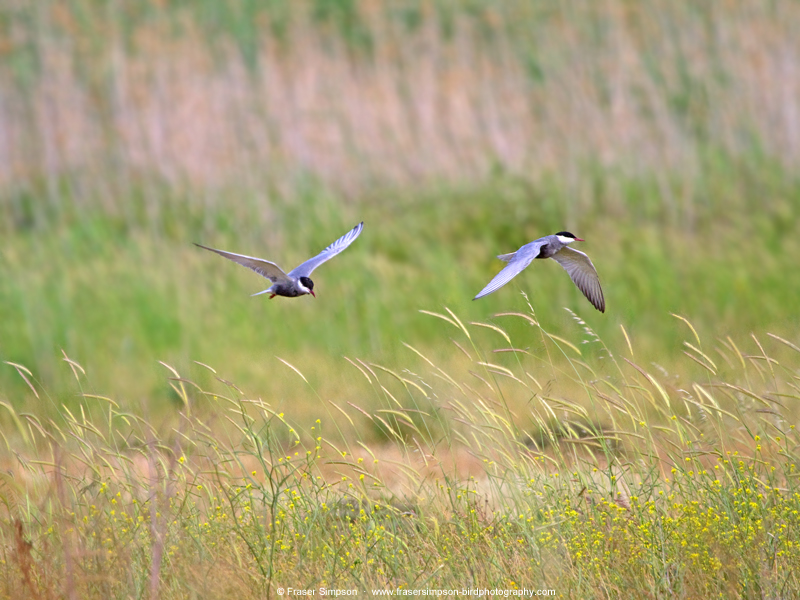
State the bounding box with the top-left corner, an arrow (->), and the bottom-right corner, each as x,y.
2,312 -> 799,598
2,2 -> 799,411
2,159 -> 800,414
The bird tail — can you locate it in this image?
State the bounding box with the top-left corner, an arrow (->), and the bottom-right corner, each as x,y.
497,252 -> 516,262
251,288 -> 274,297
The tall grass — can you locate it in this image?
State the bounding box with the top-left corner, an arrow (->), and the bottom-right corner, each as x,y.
1,309 -> 799,597
1,1 -> 800,212
2,0 -> 800,407
2,169 -> 800,412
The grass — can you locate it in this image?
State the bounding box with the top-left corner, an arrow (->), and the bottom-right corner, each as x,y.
2,0 -> 800,408
2,1 -> 800,596
3,1 -> 799,182
2,164 -> 800,413
1,309 -> 800,598
2,0 -> 800,407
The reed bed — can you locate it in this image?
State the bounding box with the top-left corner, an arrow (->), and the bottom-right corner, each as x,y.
2,1 -> 800,225
2,308 -> 799,597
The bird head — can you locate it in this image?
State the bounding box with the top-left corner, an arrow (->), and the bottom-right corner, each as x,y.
299,276 -> 316,298
555,231 -> 584,244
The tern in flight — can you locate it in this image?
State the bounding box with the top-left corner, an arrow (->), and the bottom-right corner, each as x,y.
195,222 -> 364,299
473,231 -> 605,312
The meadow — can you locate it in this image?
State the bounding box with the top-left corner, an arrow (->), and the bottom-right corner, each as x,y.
1,1 -> 800,597
3,312 -> 800,597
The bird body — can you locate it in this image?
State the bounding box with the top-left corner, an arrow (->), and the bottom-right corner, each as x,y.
195,222 -> 363,299
474,231 -> 605,312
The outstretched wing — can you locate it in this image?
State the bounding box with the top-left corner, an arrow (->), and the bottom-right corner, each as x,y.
551,246 -> 605,313
473,256 -> 536,300
194,243 -> 291,284
473,239 -> 547,300
288,222 -> 364,278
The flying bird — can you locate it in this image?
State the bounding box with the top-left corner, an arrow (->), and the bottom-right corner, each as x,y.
473,231 -> 605,312
195,221 -> 364,299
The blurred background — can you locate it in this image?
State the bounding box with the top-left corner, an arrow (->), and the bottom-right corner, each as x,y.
1,0 -> 799,420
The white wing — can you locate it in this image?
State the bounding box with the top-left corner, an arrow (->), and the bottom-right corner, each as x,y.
473,239 -> 548,300
473,255 -> 536,300
551,246 -> 605,312
288,222 -> 364,278
194,243 -> 291,284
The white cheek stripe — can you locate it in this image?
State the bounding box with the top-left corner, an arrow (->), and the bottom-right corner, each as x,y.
557,235 -> 575,244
